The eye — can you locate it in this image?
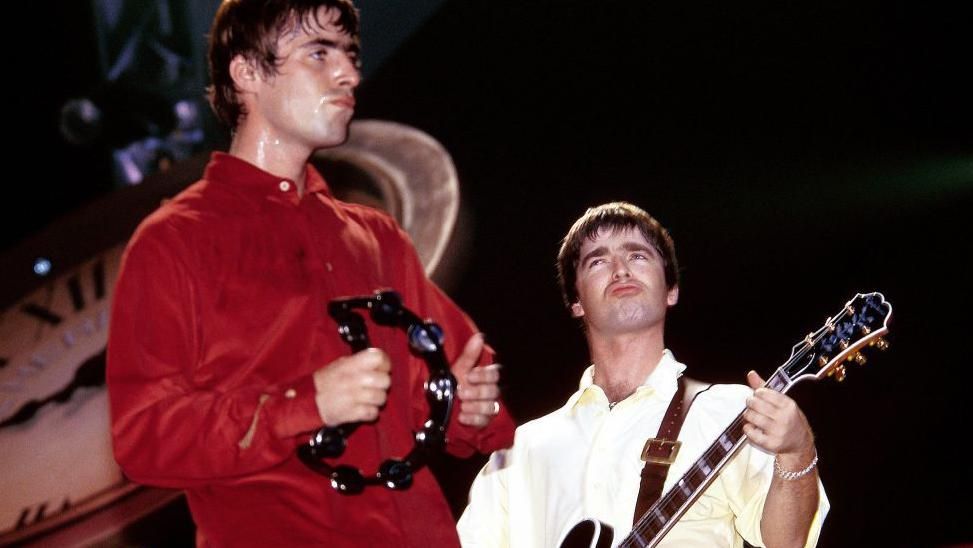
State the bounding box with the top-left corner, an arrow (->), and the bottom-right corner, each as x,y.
630,252 -> 649,261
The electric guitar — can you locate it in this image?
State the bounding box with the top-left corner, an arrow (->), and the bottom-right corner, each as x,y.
560,292 -> 892,548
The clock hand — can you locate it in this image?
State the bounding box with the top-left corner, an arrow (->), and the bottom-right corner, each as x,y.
0,351 -> 105,429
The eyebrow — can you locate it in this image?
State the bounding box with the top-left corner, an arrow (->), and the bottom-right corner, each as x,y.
579,242 -> 656,267
579,245 -> 608,267
301,37 -> 360,55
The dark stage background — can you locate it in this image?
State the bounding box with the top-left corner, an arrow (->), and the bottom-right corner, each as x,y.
4,1 -> 971,547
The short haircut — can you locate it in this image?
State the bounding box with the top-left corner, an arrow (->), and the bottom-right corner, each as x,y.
556,201 -> 679,308
207,0 -> 360,129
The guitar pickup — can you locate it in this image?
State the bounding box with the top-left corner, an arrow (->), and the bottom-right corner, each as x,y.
640,439 -> 682,465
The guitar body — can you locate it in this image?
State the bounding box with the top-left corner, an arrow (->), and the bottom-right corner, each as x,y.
560,519 -> 614,548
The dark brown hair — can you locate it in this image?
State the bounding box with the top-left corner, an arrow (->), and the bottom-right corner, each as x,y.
207,0 -> 360,129
556,202 -> 679,308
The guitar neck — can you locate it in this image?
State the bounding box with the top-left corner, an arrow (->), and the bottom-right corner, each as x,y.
605,292 -> 890,548
620,369 -> 794,548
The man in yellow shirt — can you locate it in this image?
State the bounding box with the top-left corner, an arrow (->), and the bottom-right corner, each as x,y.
458,202 -> 827,547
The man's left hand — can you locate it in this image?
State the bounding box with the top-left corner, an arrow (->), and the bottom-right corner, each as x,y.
452,333 -> 502,428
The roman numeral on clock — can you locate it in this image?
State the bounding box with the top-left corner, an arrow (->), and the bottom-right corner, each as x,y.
19,258 -> 107,323
14,498 -> 70,531
20,304 -> 61,325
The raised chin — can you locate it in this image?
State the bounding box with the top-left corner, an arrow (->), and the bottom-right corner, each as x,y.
608,301 -> 660,329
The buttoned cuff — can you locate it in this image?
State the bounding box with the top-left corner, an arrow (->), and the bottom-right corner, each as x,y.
445,402 -> 516,458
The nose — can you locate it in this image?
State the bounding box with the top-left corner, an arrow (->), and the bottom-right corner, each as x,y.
611,257 -> 631,280
333,51 -> 361,89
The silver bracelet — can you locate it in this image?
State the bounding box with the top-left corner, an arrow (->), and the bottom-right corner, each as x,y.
774,450 -> 818,481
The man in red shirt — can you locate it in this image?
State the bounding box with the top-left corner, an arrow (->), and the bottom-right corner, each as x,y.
106,1 -> 514,546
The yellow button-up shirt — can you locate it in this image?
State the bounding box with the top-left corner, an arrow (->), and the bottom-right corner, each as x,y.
457,351 -> 828,547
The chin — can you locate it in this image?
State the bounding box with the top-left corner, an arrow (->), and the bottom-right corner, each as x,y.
313,130 -> 350,149
307,117 -> 352,147
605,306 -> 662,331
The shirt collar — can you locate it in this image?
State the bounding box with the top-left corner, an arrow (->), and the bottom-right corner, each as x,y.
568,349 -> 686,411
203,152 -> 333,204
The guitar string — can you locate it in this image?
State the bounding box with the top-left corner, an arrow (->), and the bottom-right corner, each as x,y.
623,307 -> 858,545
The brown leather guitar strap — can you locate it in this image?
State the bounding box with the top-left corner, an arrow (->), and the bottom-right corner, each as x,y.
633,376 -> 710,524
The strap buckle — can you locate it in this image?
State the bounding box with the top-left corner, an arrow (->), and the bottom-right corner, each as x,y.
640,438 -> 682,465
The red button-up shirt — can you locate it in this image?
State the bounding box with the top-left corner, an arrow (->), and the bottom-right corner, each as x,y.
107,153 -> 514,547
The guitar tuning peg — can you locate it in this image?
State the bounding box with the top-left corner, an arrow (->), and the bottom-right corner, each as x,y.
853,353 -> 867,366
834,365 -> 847,382
871,338 -> 889,351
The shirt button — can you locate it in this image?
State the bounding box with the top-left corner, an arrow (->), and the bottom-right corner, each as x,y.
279,181 -> 291,192
285,389 -> 297,399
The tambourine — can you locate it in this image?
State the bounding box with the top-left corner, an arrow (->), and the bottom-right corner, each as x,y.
297,290 -> 456,494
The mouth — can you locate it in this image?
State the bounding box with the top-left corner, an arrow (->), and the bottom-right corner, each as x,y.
607,282 -> 641,297
330,95 -> 356,110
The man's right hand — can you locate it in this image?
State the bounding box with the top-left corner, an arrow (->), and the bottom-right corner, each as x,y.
312,348 -> 391,425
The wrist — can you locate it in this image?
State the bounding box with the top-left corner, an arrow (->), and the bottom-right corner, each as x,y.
774,448 -> 818,481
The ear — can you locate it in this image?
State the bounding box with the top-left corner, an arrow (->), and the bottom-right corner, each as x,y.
570,301 -> 585,318
229,54 -> 261,93
666,285 -> 679,307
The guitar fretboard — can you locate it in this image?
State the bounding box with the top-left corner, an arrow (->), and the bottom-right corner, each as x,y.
620,369 -> 791,548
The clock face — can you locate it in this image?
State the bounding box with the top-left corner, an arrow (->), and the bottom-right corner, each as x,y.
0,151 -> 213,546
0,243 -> 132,543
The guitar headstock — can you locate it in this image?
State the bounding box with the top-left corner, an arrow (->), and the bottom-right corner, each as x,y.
779,292 -> 892,385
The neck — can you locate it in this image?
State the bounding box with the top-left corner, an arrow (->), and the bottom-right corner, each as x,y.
587,326 -> 666,403
229,124 -> 310,195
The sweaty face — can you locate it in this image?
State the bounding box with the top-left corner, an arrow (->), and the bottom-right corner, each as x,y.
571,226 -> 678,336
246,7 -> 361,153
